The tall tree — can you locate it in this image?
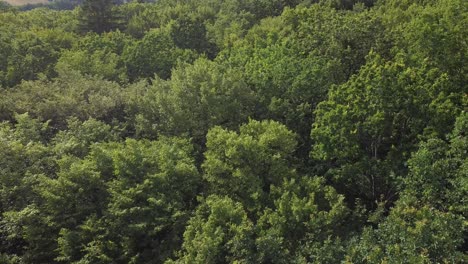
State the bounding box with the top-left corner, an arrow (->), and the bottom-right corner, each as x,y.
79,0 -> 120,34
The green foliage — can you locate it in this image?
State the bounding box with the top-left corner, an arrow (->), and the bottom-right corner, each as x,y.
57,31 -> 131,82
1,205 -> 58,263
166,5 -> 217,57
0,1 -> 12,11
0,114 -> 52,212
321,0 -> 377,10
78,0 -> 121,34
125,58 -> 254,140
222,4 -> 383,158
52,117 -> 118,158
284,4 -> 382,73
256,177 -> 350,263
3,28 -> 76,87
403,112 -> 468,216
1,137 -> 200,263
53,138 -> 200,263
117,2 -> 160,38
0,0 -> 466,262
0,7 -> 78,87
123,28 -> 195,81
0,116 -> 55,263
345,203 -> 466,263
169,195 -> 255,264
0,8 -> 78,31
0,67 -> 124,128
311,51 -> 463,203
379,0 -> 467,83
203,119 -> 297,212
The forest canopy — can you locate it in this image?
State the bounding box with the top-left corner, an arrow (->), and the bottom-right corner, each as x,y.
0,0 -> 466,263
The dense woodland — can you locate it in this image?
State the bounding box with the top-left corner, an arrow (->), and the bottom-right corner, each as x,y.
0,0 -> 466,263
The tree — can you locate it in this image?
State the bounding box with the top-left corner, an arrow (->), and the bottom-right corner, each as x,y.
167,4 -> 217,57
378,0 -> 467,87
221,4 -> 383,158
0,114 -> 56,263
124,58 -> 255,142
79,0 -> 120,34
168,195 -> 255,264
52,117 -> 118,158
256,177 -> 350,263
3,28 -> 76,87
0,113 -> 51,214
56,31 -> 131,82
310,51 -> 463,205
345,203 -> 466,263
49,138 -> 201,263
202,119 -> 297,212
0,27 -> 13,87
122,28 -> 194,81
0,67 -> 125,129
0,1 -> 12,12
402,112 -> 468,217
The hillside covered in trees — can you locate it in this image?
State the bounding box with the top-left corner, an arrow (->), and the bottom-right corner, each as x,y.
0,0 -> 466,263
